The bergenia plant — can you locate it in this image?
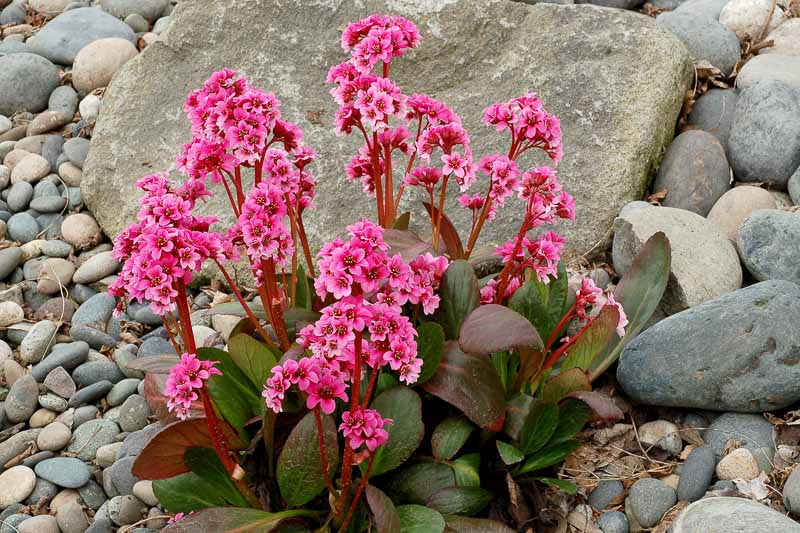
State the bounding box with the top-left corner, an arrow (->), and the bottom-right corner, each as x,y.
111,13 -> 671,532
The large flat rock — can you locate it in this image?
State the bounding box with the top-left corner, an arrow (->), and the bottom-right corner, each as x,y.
82,0 -> 691,260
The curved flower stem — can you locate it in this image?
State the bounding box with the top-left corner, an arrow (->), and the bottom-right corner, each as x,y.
338,453 -> 375,531
362,368 -> 380,409
261,258 -> 291,352
214,260 -> 277,350
161,315 -> 182,354
370,132 -> 385,226
432,176 -> 449,253
544,303 -> 576,351
383,142 -> 394,227
296,213 -> 315,275
464,195 -> 494,259
313,407 -> 335,494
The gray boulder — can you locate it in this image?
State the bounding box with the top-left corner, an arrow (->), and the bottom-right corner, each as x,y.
612,204 -> 741,313
82,0 -> 692,264
617,280 -> 800,412
26,7 -> 136,65
728,80 -> 800,188
653,130 -> 730,215
0,53 -> 61,116
671,497 -> 800,533
738,210 -> 800,284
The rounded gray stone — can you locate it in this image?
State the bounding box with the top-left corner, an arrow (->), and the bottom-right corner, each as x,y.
68,379 -> 114,408
673,0 -> 731,19
25,477 -> 59,506
101,0 -> 169,22
728,80 -> 800,188
784,466 -> 800,515
30,195 -> 67,213
588,480 -> 625,510
26,7 -> 136,65
657,11 -> 740,75
671,496 -> 800,532
704,413 -> 775,472
49,85 -> 79,117
34,457 -> 92,488
118,394 -> 150,432
677,445 -> 715,502
8,181 -> 33,212
79,479 -> 108,511
72,360 -> 125,387
56,500 -> 89,533
44,366 -> 77,398
618,281 -> 800,412
67,417 -> 120,460
39,392 -> 68,412
20,319 -> 59,364
5,374 -> 40,423
653,130 -> 731,215
0,247 -> 23,279
73,251 -> 118,284
789,167 -> 800,205
108,455 -> 139,495
738,210 -> 800,284
63,137 -> 90,169
0,53 -> 61,116
107,378 -> 142,406
597,511 -> 629,533
7,212 -> 40,243
31,341 -> 90,380
108,494 -> 148,526
628,478 -> 676,528
71,292 -> 116,329
124,12 -> 148,32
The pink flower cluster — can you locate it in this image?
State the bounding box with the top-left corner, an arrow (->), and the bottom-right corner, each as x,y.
164,352 -> 222,420
483,93 -> 563,164
340,14 -> 421,74
110,173 -> 228,315
231,180 -> 294,271
340,408 -> 392,451
575,278 -> 629,336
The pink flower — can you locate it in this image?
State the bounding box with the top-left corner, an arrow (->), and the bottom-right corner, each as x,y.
604,293 -> 628,337
164,353 -> 221,420
306,371 -> 348,414
340,408 -> 392,451
576,277 -> 602,321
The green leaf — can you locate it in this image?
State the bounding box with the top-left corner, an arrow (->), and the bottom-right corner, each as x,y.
452,453 -> 480,488
491,351 -> 517,398
386,461 -> 456,504
532,477 -> 578,494
561,305 -> 619,373
431,416 -> 474,461
184,447 -> 249,508
427,487 -> 492,516
437,260 -> 480,339
161,507 -> 319,533
397,505 -> 446,533
541,368 -> 591,404
589,232 -> 670,381
416,322 -> 445,385
227,334 -> 279,390
153,472 -> 228,513
508,262 -> 569,342
393,211 -> 411,230
442,515 -> 516,533
276,411 -> 338,506
503,393 -> 534,441
365,485 -> 401,533
496,441 -> 524,465
516,440 -> 581,475
197,347 -> 263,435
550,399 -> 591,445
421,341 -> 505,432
294,264 -> 312,311
367,387 -> 424,476
376,372 -> 398,396
458,304 -> 543,354
567,390 -> 624,423
519,402 -> 559,455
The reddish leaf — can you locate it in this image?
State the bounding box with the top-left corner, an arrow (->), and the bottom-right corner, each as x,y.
421,341 -> 505,432
161,507 -> 319,532
566,391 -> 624,423
459,305 -> 543,354
561,305 -> 619,373
541,368 -> 591,403
423,201 -> 465,259
383,228 -> 432,261
366,485 -> 401,533
124,354 -> 180,374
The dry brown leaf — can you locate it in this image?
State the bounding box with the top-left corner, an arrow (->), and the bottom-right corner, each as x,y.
647,189 -> 668,204
679,444 -> 697,460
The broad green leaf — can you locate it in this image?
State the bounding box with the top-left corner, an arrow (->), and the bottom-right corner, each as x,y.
459,305 -> 543,355
443,515 -> 515,533
550,399 -> 591,445
421,341 -> 505,432
153,472 -> 228,513
431,416 -> 474,461
294,264 -> 312,311
365,485 -> 401,533
393,211 -> 411,231
423,201 -> 465,259
161,507 -> 319,533
452,453 -> 480,487
397,505 -> 446,533
184,446 -> 249,508
589,232 -> 670,380
386,461 -> 455,504
516,440 -> 581,475
491,351 -> 518,398
541,368 -> 591,404
437,260 -> 480,339
227,334 -> 279,389
567,391 -> 624,423
376,372 -> 398,396
509,262 -> 569,342
532,477 -> 578,494
503,393 -> 534,441
519,402 -> 558,455
427,487 -> 492,516
560,305 -> 619,372
276,411 -> 338,506
197,347 -> 264,436
367,387 -> 424,476
496,441 -> 524,465
416,321 -> 445,385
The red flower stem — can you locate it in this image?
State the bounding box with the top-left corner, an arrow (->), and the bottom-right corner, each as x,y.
362,367 -> 379,409
432,176 -> 449,253
214,260 -> 277,350
544,303 -> 576,351
261,258 -> 291,352
338,453 -> 375,531
313,407 -> 334,494
160,315 -> 182,354
340,329 -> 364,493
427,189 -> 437,247
393,117 -> 424,213
464,195 -> 495,259
284,198 -> 300,305
493,224 -> 528,304
220,174 -> 241,218
233,166 -> 245,207
383,142 -> 394,227
370,132 -> 385,226
296,214 -> 315,275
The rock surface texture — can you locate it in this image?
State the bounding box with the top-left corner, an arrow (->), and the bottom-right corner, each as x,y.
82,0 -> 691,262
